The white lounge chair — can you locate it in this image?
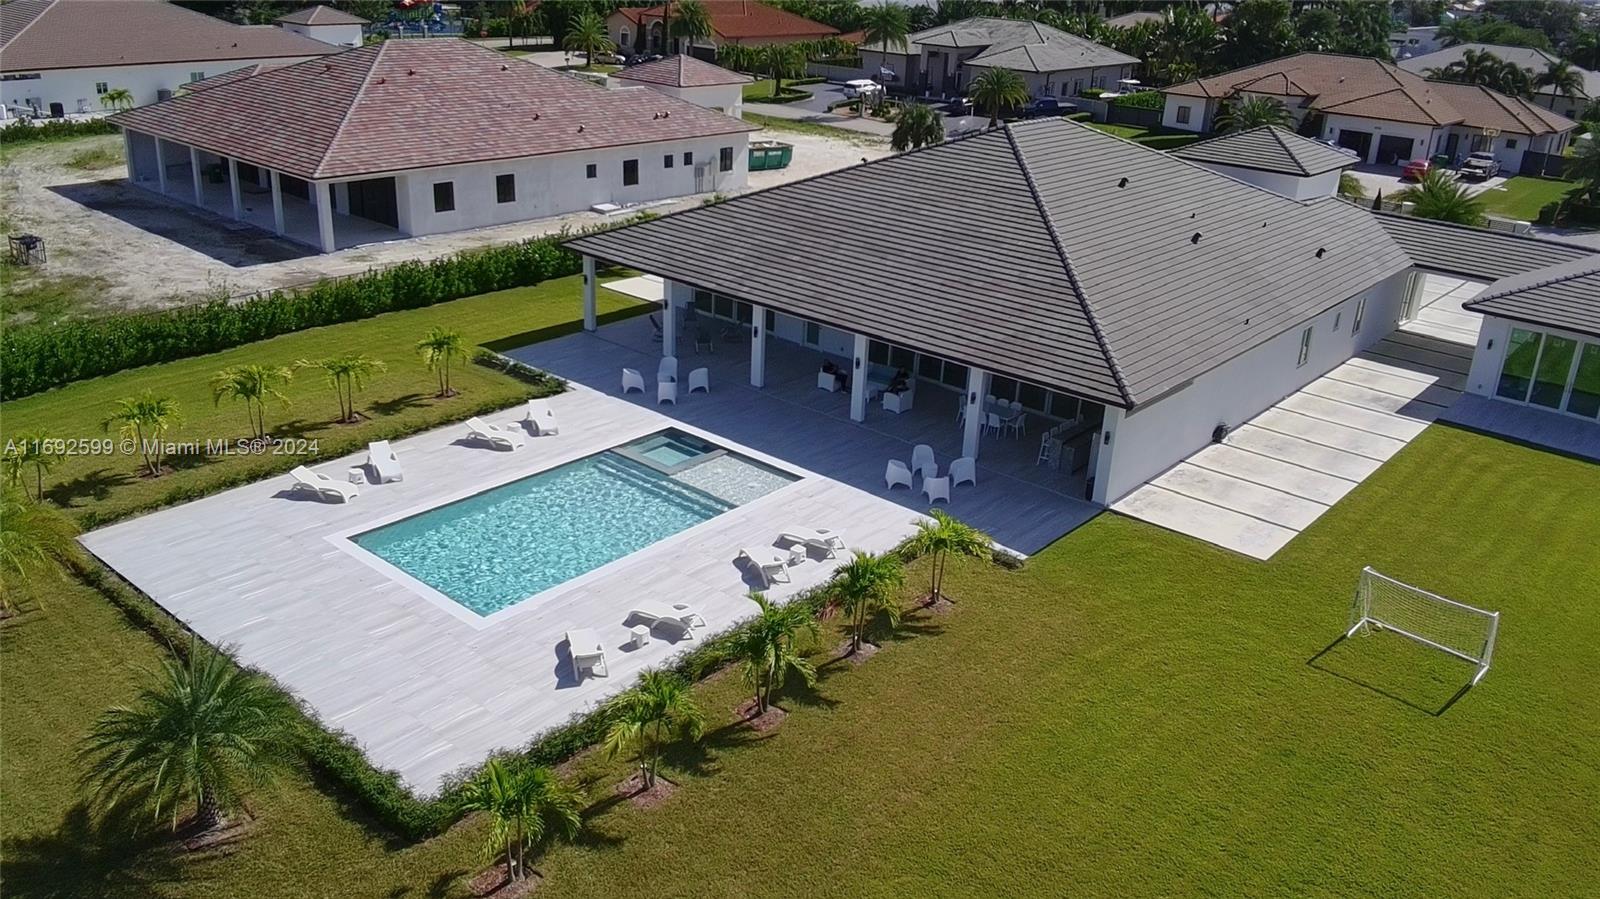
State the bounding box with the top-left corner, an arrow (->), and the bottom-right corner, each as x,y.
622,368 -> 645,394
658,355 -> 678,382
923,475 -> 951,505
565,628 -> 608,681
289,465 -> 358,503
688,367 -> 710,394
911,444 -> 936,480
465,416 -> 525,451
365,441 -> 403,483
885,459 -> 913,491
525,399 -> 559,436
883,389 -> 914,414
779,526 -> 845,559
950,457 -> 977,488
738,547 -> 792,587
657,380 -> 678,405
627,601 -> 706,639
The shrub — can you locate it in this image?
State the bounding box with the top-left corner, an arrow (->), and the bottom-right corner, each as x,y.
1109,90 -> 1163,110
1067,111 -> 1094,122
0,117 -> 118,144
1081,87 -> 1107,99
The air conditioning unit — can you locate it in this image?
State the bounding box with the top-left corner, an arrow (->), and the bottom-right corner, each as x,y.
157,88 -> 172,102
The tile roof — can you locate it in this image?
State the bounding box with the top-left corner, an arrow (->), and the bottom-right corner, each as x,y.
866,16 -> 1137,71
568,119 -> 1411,409
1374,211 -> 1594,281
611,54 -> 751,87
0,0 -> 333,72
180,64 -> 264,93
1170,125 -> 1358,176
108,38 -> 757,181
1463,253 -> 1600,339
275,5 -> 368,26
1425,80 -> 1576,135
611,2 -> 835,41
1398,43 -> 1600,99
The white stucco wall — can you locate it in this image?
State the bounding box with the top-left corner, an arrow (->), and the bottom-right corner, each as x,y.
280,22 -> 364,48
1466,314 -> 1513,398
1,57 -> 323,113
1320,114 -> 1437,165
1092,268 -> 1413,503
616,80 -> 743,118
1161,94 -> 1214,132
1189,163 -> 1343,200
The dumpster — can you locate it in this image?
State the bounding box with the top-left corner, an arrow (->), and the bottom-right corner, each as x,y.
748,140 -> 793,171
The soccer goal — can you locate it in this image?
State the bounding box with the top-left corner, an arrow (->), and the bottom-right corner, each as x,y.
1346,567 -> 1499,686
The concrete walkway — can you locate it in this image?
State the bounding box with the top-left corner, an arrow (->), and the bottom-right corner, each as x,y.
1404,274 -> 1487,345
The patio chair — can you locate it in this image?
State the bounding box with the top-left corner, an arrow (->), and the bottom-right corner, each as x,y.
289,465 -> 359,503
779,526 -> 845,559
923,475 -> 951,505
524,399 -> 559,436
658,380 -> 678,405
649,314 -> 663,343
365,441 -> 403,483
1007,412 -> 1028,438
622,368 -> 646,394
694,328 -> 715,354
982,412 -> 1004,437
911,444 -> 937,480
465,416 -> 526,451
950,457 -> 977,487
882,389 -> 913,414
565,628 -> 608,681
626,601 -> 706,639
658,355 -> 678,382
688,367 -> 710,394
885,459 -> 913,490
738,546 -> 792,587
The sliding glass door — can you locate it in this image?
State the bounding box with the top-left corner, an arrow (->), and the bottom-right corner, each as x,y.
1494,327 -> 1600,420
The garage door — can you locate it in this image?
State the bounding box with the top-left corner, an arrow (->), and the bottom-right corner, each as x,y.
1377,134 -> 1415,165
1337,129 -> 1372,161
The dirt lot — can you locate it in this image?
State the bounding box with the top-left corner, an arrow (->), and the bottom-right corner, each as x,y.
0,128 -> 889,321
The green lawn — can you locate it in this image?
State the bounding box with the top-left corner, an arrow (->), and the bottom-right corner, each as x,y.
0,274 -> 643,526
0,271 -> 114,327
1476,175 -> 1580,221
742,79 -> 813,103
5,424 -> 1596,897
1087,121 -> 1202,150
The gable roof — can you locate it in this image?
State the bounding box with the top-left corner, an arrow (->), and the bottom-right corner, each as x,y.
1397,43 -> 1600,99
867,16 -> 1137,71
1373,212 -> 1594,281
275,5 -> 369,26
611,54 -> 751,87
568,119 -> 1411,409
108,39 -> 756,181
611,2 -> 834,41
1170,125 -> 1358,176
0,0 -> 333,72
1424,80 -> 1575,135
1462,253 -> 1600,338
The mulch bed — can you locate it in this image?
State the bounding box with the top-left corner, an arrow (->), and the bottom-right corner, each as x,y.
615,771 -> 678,810
835,639 -> 880,666
468,864 -> 543,899
917,594 -> 957,616
734,699 -> 788,733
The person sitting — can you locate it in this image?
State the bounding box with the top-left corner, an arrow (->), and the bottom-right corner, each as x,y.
885,368 -> 911,395
821,359 -> 849,391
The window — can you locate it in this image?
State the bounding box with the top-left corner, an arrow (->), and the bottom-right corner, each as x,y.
1297,326 -> 1313,367
1529,333 -> 1577,408
1333,312 -> 1341,331
1059,83 -> 1069,97
95,82 -> 108,95
189,71 -> 206,82
622,158 -> 639,186
1175,105 -> 1191,125
1352,297 -> 1367,335
432,181 -> 455,213
683,151 -> 693,166
804,321 -> 820,346
495,173 -> 515,204
1496,328 -> 1542,401
1496,328 -> 1600,418
719,146 -> 734,172
663,154 -> 674,169
585,163 -> 597,179
1568,343 -> 1600,419
1506,138 -> 1518,149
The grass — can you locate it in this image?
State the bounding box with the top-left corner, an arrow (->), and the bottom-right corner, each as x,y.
4,423 -> 1596,896
743,111 -> 885,143
63,144 -> 124,172
1087,121 -> 1202,150
0,271 -> 113,327
0,274 -> 643,526
742,79 -> 812,103
1475,175 -> 1580,221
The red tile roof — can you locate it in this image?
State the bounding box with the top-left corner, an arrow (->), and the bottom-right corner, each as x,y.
611,1 -> 835,42
611,54 -> 752,87
275,5 -> 369,26
109,38 -> 758,181
0,0 -> 333,72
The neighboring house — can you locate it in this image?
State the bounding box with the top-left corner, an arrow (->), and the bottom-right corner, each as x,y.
607,1 -> 836,57
1389,26 -> 1443,59
0,0 -> 333,117
1105,11 -> 1165,29
1397,43 -> 1600,121
610,54 -> 751,119
274,4 -> 368,49
568,119 -> 1426,507
858,16 -> 1138,99
107,39 -> 756,254
1169,125 -> 1358,200
1162,53 -> 1577,174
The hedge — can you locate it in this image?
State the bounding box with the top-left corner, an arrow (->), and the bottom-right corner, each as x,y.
1109,90 -> 1163,110
1,216 -> 649,401
0,117 -> 118,144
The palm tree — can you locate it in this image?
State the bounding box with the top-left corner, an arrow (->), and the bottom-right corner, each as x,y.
79,642 -> 299,832
602,671 -> 703,790
890,101 -> 945,151
416,328 -> 466,398
833,550 -> 906,655
760,43 -> 801,98
905,509 -> 990,606
102,392 -> 181,478
2,432 -> 61,501
1569,29 -> 1600,71
970,67 -> 1028,128
734,592 -> 819,715
1338,172 -> 1367,202
457,759 -> 583,884
1566,124 -> 1600,201
562,9 -> 615,69
1428,49 -> 1534,97
300,353 -> 387,423
671,0 -> 713,53
1538,61 -> 1585,102
211,364 -> 293,440
862,1 -> 911,61
1394,168 -> 1487,226
0,489 -> 77,617
1215,95 -> 1291,133
98,87 -> 133,112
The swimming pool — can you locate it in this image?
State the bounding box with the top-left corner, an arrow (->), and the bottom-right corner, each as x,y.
351,430 -> 795,616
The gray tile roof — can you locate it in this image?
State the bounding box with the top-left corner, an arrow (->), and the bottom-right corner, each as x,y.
1373,212 -> 1593,281
865,16 -> 1137,71
1463,253 -> 1600,339
568,119 -> 1412,409
1397,43 -> 1600,99
1170,126 -> 1357,177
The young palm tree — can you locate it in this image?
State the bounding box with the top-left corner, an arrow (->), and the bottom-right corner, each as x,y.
2,431 -> 61,501
211,364 -> 293,440
1215,95 -> 1291,133
891,102 -> 945,151
760,43 -> 801,98
0,488 -> 77,617
833,550 -> 906,655
102,392 -> 181,478
1538,61 -> 1585,102
1338,171 -> 1367,202
970,67 -> 1028,128
98,87 -> 134,112
416,328 -> 466,398
671,0 -> 713,53
1567,124 -> 1600,201
79,643 -> 299,832
562,9 -> 615,69
862,1 -> 911,59
735,592 -> 820,715
602,670 -> 703,790
457,759 -> 583,883
300,353 -> 387,423
1394,168 -> 1487,226
905,509 -> 991,606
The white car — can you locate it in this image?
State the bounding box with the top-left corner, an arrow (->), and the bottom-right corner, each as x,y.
842,79 -> 883,99
1459,152 -> 1502,180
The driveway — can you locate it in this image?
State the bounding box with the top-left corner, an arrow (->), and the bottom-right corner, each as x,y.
1347,164 -> 1511,204
757,82 -> 990,138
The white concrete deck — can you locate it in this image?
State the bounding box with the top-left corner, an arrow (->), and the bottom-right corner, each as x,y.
1404,274 -> 1488,346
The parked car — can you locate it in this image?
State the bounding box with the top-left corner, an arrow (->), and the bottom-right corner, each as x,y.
1459,152 -> 1502,180
1400,158 -> 1432,181
622,53 -> 660,66
1019,97 -> 1078,119
1319,139 -> 1361,159
842,79 -> 883,100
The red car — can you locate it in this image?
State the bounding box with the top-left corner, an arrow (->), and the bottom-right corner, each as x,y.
1400,159 -> 1432,181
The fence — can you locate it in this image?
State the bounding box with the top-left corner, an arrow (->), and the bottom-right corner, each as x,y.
1519,151 -> 1568,179
805,60 -> 866,81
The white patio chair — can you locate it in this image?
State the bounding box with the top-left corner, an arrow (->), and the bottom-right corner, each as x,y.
465,417 -> 526,451
688,367 -> 710,394
885,459 -> 913,491
882,389 -> 913,414
779,525 -> 846,559
1007,412 -> 1028,438
658,355 -> 678,382
983,412 -> 1004,437
365,441 -> 403,483
524,399 -> 559,436
817,370 -> 841,392
911,444 -> 936,480
565,628 -> 608,681
738,547 -> 791,587
950,457 -> 976,487
621,368 -> 645,394
657,380 -> 678,405
289,465 -> 359,503
984,393 -> 997,406
923,475 -> 951,505
627,601 -> 705,640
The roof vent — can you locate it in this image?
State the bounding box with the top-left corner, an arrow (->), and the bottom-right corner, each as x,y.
662,110 -> 670,118
376,76 -> 385,84
407,68 -> 416,76
1316,247 -> 1326,258
531,112 -> 540,120
1117,177 -> 1128,188
578,124 -> 585,132
1191,232 -> 1202,244
501,64 -> 508,71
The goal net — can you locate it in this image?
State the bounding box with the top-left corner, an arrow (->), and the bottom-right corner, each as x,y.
1346,567 -> 1499,685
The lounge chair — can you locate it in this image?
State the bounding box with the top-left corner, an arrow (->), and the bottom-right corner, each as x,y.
289,465 -> 359,503
465,416 -> 526,451
923,475 -> 951,505
779,526 -> 845,559
365,441 -> 403,483
627,601 -> 706,639
566,628 -> 608,681
525,399 -> 559,436
622,368 -> 646,394
911,444 -> 937,480
885,459 -> 913,491
950,457 -> 977,488
738,547 -> 792,587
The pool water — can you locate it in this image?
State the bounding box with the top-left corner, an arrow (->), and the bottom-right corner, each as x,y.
631,432 -> 712,468
352,433 -> 794,616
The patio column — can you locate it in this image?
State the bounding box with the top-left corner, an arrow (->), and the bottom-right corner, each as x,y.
313,180 -> 335,253
227,158 -> 242,220
581,255 -> 597,331
188,146 -> 203,206
849,333 -> 869,422
122,130 -> 134,182
269,170 -> 285,235
749,304 -> 767,388
962,367 -> 989,459
154,139 -> 167,193
662,290 -> 678,356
